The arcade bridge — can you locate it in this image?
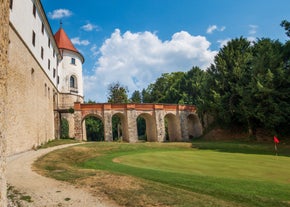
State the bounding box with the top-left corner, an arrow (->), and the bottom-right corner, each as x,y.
73,102 -> 202,142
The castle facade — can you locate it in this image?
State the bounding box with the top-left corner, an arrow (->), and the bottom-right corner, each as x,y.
6,0 -> 84,155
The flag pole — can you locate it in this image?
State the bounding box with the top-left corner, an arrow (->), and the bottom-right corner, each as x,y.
273,136 -> 279,156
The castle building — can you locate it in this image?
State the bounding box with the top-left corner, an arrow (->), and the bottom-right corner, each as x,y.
7,0 -> 84,155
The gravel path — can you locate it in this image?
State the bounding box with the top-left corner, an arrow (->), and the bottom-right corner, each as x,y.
7,144 -> 118,207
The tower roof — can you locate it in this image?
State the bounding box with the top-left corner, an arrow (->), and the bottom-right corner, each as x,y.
54,28 -> 84,63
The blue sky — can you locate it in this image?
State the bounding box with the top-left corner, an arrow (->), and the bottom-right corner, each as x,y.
41,0 -> 290,102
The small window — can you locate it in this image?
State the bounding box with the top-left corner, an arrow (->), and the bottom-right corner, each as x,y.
48,59 -> 50,70
48,38 -> 50,48
41,47 -> 44,59
53,68 -> 56,78
70,76 -> 77,88
53,49 -> 55,58
9,0 -> 13,10
57,76 -> 59,84
71,58 -> 76,65
41,23 -> 44,34
44,83 -> 47,96
32,31 -> 35,46
33,4 -> 36,17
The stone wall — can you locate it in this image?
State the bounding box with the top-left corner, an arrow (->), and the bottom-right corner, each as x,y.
58,93 -> 83,138
0,0 -> 9,205
6,26 -> 57,155
74,103 -> 203,143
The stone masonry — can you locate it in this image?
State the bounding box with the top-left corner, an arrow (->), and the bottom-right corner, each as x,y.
74,103 -> 202,142
0,0 -> 9,205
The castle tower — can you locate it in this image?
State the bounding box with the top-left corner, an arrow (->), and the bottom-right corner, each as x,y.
54,27 -> 84,101
54,27 -> 84,137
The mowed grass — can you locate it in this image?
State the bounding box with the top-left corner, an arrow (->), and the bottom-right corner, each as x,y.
34,141 -> 290,207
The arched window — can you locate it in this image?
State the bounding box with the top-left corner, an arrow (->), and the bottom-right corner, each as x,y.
70,75 -> 77,89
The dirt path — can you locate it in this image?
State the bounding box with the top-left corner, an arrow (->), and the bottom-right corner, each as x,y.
7,144 -> 119,207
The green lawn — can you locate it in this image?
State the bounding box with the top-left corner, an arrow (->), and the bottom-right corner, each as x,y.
35,141 -> 290,207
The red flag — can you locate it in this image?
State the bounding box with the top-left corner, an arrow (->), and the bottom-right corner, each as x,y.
274,136 -> 280,144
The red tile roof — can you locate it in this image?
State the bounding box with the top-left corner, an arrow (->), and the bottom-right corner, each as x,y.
54,28 -> 84,62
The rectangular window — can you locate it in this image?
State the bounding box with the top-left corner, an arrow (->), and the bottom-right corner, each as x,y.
48,59 -> 50,70
71,58 -> 76,65
57,76 -> 60,84
32,31 -> 35,46
41,23 -> 44,34
41,47 -> 44,59
33,4 -> 36,17
53,68 -> 56,78
10,0 -> 13,10
53,49 -> 55,58
48,38 -> 50,48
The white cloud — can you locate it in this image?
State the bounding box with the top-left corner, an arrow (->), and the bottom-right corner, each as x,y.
206,25 -> 226,34
249,24 -> 258,35
81,23 -> 101,32
84,29 -> 217,102
220,26 -> 226,31
90,44 -> 99,57
48,9 -> 72,19
247,25 -> 258,45
217,38 -> 230,48
207,25 -> 218,34
71,37 -> 90,46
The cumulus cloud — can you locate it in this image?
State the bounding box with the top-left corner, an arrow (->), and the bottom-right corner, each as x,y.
48,9 -> 72,19
71,37 -> 90,46
81,23 -> 101,32
206,25 -> 226,34
84,29 -> 217,102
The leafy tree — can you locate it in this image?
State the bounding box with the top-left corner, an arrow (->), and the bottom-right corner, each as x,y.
60,118 -> 69,138
85,116 -> 104,141
206,37 -> 253,131
107,82 -> 129,103
281,20 -> 290,37
142,72 -> 185,103
130,90 -> 142,103
141,88 -> 152,103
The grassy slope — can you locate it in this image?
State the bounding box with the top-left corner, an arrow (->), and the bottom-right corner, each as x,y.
34,141 -> 290,207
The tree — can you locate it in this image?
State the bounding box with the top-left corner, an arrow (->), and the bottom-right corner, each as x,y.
107,82 -> 129,103
130,90 -> 142,103
206,37 -> 253,132
281,20 -> 290,37
85,116 -> 104,141
60,118 -> 69,138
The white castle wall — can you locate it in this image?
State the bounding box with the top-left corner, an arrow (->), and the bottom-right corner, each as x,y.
9,0 -> 60,86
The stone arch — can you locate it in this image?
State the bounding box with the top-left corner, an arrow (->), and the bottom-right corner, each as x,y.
137,113 -> 157,142
164,113 -> 181,142
111,112 -> 129,142
82,114 -> 104,141
187,113 -> 202,139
